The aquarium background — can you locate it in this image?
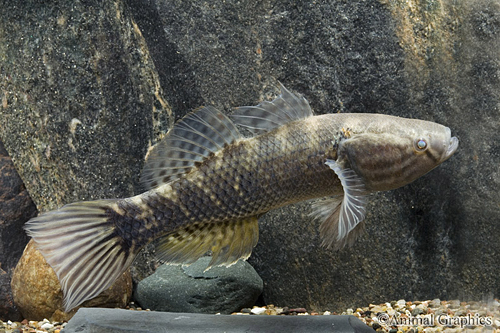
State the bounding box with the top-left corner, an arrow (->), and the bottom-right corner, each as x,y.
0,0 -> 498,319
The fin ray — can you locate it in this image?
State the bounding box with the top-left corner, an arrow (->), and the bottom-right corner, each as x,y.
156,217 -> 259,269
311,160 -> 368,250
231,83 -> 313,135
140,106 -> 241,190
24,200 -> 139,311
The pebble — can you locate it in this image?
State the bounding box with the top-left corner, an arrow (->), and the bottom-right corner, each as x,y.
371,305 -> 386,313
250,307 -> 266,315
411,307 -> 424,316
449,300 -> 461,309
429,299 -> 439,308
0,318 -> 66,332
41,322 -> 54,329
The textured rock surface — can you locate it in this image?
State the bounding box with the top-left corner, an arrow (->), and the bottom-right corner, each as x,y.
134,257 -> 263,314
0,0 -> 171,211
11,240 -> 133,321
0,0 -> 498,315
0,268 -> 22,322
0,139 -> 37,320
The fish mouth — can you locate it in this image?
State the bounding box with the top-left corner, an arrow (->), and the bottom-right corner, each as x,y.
442,127 -> 459,161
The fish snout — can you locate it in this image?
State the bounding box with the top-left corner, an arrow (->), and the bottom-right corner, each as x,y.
441,127 -> 459,162
444,136 -> 459,160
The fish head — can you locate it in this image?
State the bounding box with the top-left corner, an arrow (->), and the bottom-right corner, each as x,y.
338,116 -> 459,192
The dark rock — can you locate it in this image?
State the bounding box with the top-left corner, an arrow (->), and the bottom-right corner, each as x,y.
63,308 -> 374,333
0,268 -> 22,322
0,0 -> 171,211
0,139 -> 37,320
11,240 -> 133,322
133,257 -> 263,314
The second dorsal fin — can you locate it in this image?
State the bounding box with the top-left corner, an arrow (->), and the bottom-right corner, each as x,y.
140,106 -> 241,191
230,83 -> 314,135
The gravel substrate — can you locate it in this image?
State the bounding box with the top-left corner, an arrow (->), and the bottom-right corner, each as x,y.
2,299 -> 499,332
0,318 -> 66,333
231,299 -> 500,332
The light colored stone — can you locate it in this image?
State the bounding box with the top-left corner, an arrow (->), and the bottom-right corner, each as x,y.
370,305 -> 385,313
40,322 -> 54,329
11,240 -> 132,321
396,299 -> 406,308
251,307 -> 266,315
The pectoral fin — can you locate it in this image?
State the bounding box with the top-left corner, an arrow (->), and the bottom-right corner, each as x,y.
312,159 -> 368,250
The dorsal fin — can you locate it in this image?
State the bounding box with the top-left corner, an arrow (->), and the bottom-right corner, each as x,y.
140,106 -> 241,191
230,83 -> 313,135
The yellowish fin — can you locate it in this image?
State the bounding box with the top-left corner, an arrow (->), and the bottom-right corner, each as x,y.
155,216 -> 259,269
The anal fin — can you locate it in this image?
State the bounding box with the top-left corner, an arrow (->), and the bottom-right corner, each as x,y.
155,217 -> 259,269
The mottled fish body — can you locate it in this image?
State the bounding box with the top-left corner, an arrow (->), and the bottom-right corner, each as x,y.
25,85 -> 458,311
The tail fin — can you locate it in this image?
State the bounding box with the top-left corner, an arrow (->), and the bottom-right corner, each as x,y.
24,200 -> 138,312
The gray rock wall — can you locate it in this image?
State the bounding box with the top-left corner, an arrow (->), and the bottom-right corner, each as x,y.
0,0 -> 171,211
0,0 -> 498,313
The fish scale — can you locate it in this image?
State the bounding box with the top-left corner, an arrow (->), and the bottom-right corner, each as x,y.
24,84 -> 458,311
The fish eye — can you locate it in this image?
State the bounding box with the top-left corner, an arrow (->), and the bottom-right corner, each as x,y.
415,138 -> 428,151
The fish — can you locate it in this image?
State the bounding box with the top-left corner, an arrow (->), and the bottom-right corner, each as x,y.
24,84 -> 459,311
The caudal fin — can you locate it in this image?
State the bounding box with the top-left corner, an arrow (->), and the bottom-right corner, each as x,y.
24,200 -> 138,312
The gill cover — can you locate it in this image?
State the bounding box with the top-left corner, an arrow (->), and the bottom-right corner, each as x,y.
314,131 -> 415,249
